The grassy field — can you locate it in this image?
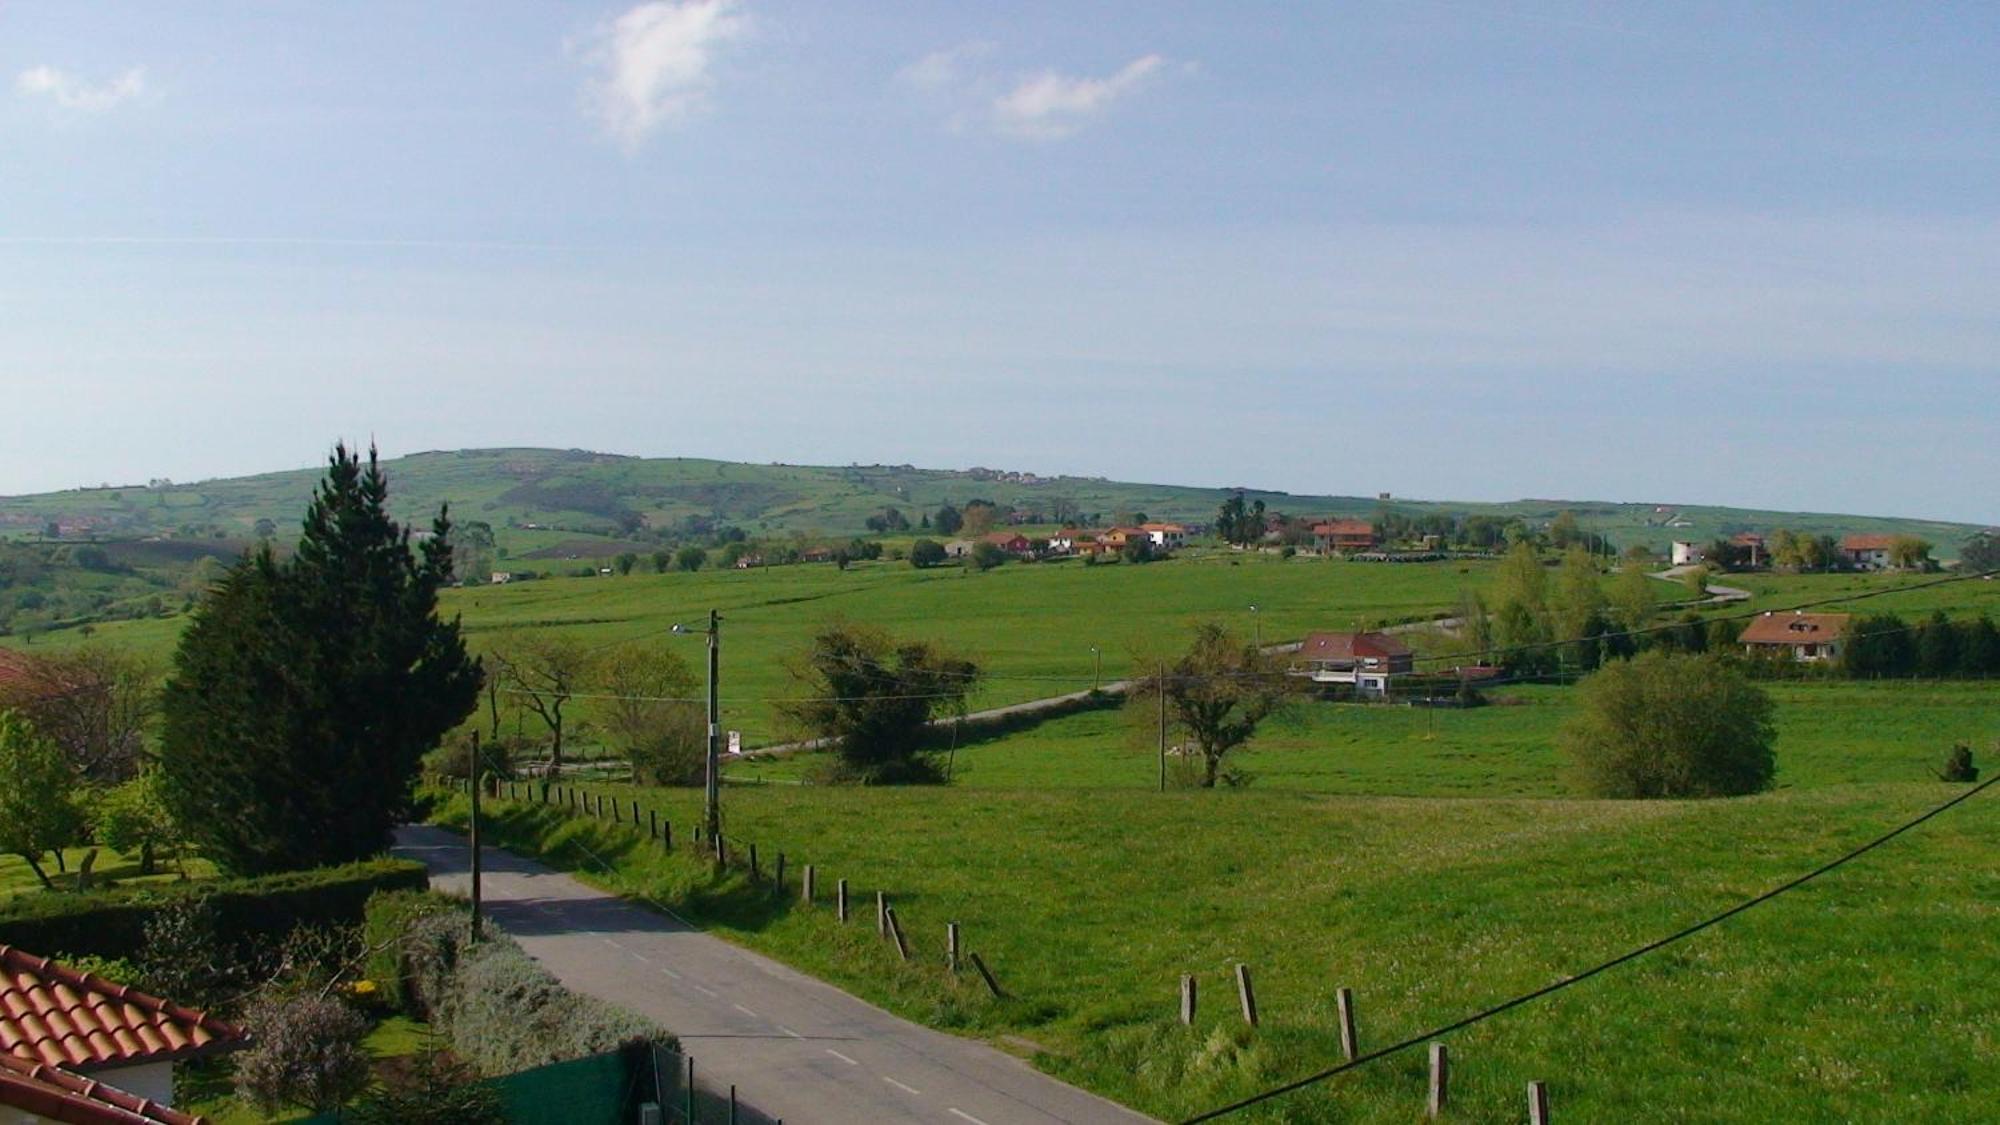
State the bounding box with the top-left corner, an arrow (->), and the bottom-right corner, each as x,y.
0,843 -> 216,901
438,764 -> 1999,1122
727,680 -> 2000,796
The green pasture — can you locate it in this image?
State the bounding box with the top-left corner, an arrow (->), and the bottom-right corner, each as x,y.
725,680 -> 1997,796
438,767 -> 2000,1123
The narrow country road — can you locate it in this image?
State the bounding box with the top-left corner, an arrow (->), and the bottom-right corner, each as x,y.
392,825 -> 1157,1125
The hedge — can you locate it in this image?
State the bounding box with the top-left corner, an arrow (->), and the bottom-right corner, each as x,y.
364,890 -> 669,1075
0,858 -> 430,960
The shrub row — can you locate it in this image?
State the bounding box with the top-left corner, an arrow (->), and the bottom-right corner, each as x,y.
0,858 -> 429,960
365,890 -> 669,1075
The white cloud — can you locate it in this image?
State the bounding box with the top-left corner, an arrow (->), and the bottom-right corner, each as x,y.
899,42 -> 992,90
14,65 -> 147,113
581,0 -> 748,150
992,54 -> 1164,140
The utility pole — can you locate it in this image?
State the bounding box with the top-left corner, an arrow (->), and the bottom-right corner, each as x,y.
704,608 -> 721,843
468,731 -> 483,943
1157,662 -> 1168,792
1090,645 -> 1102,692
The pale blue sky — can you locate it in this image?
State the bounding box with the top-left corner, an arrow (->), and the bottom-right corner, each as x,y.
3,2 -> 1995,521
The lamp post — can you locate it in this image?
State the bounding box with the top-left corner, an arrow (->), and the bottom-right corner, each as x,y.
673,610 -> 722,842
1089,645 -> 1102,692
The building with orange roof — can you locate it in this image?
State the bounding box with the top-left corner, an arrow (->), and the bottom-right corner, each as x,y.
0,944 -> 245,1112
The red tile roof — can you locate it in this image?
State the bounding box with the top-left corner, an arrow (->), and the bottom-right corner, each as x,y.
1297,631 -> 1412,662
0,1053 -> 202,1125
0,945 -> 245,1074
1841,534 -> 1897,551
1739,612 -> 1850,646
1312,520 -> 1375,536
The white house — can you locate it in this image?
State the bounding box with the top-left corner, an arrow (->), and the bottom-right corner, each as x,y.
1140,523 -> 1188,549
1670,541 -> 1706,567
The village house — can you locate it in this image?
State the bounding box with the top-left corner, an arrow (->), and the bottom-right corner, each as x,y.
1046,529 -> 1082,553
0,943 -> 246,1114
1841,535 -> 1895,571
1731,533 -> 1766,567
981,531 -> 1036,557
1740,611 -> 1850,662
1098,527 -> 1146,549
1289,631 -> 1414,699
1139,522 -> 1188,549
1311,520 -> 1377,554
1670,541 -> 1705,567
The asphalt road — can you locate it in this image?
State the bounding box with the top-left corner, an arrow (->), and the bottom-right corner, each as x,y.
392,825 -> 1157,1125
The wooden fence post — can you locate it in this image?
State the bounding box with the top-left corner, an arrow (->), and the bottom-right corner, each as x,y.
837,879 -> 849,923
1180,975 -> 1197,1025
1528,1081 -> 1550,1125
969,952 -> 1004,998
1427,1043 -> 1447,1119
876,892 -> 889,937
947,922 -> 961,971
649,809 -> 659,838
802,865 -> 815,905
1235,964 -> 1258,1028
662,819 -> 672,849
774,853 -> 786,892
749,843 -> 760,881
1337,987 -> 1358,1061
885,907 -> 910,961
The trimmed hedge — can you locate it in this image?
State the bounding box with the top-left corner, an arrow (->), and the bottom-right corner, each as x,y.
364,890 -> 669,1075
0,858 -> 429,959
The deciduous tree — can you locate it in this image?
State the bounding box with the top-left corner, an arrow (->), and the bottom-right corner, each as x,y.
0,711 -> 83,889
492,632 -> 589,777
779,621 -> 976,784
1561,652 -> 1776,798
1135,623 -> 1295,788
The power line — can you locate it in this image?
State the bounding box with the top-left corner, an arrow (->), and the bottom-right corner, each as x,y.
1179,771 -> 2000,1122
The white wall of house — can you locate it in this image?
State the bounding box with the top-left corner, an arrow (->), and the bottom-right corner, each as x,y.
1671,541 -> 1705,566
96,1061 -> 175,1107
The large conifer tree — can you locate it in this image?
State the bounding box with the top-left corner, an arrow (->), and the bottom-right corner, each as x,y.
160,444 -> 481,873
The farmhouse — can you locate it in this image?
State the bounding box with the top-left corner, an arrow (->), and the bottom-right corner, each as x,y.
1047,529 -> 1083,553
1312,520 -> 1377,553
1139,522 -> 1188,549
0,944 -> 246,1113
1731,533 -> 1766,567
1289,631 -> 1413,699
1841,535 -> 1894,571
1740,611 -> 1850,662
1670,541 -> 1705,566
981,531 -> 1035,557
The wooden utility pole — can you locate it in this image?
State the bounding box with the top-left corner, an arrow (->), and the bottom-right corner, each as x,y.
468,732 -> 484,943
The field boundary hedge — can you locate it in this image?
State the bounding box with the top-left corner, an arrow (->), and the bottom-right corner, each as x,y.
0,857 -> 429,959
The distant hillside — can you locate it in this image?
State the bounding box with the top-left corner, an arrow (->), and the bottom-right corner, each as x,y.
0,446 -> 1985,560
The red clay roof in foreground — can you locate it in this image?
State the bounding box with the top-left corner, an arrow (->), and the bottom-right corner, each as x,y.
1739,612 -> 1851,645
0,945 -> 245,1074
0,1053 -> 203,1125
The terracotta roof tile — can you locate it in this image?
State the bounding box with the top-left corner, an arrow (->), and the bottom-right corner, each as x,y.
1739,612 -> 1851,645
0,945 -> 245,1073
0,1052 -> 203,1125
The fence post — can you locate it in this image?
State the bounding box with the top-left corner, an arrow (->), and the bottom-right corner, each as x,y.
837,879 -> 849,923
1180,975 -> 1197,1025
749,843 -> 760,881
969,952 -> 1004,998
1528,1081 -> 1550,1125
885,907 -> 910,961
1337,987 -> 1358,1061
684,1055 -> 695,1123
802,865 -> 815,905
729,1084 -> 739,1125
649,809 -> 659,839
775,852 -> 785,892
877,892 -> 889,937
947,922 -> 961,972
1428,1043 -> 1447,1118
1235,964 -> 1258,1028
713,832 -> 725,865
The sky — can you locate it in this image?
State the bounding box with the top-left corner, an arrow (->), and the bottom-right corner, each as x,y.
2,2 -> 1996,522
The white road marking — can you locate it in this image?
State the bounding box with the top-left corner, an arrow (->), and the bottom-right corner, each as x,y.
948,1110 -> 990,1125
733,1003 -> 758,1017
599,937 -> 622,949
883,1076 -> 922,1096
826,1049 -> 859,1065
778,1026 -> 803,1039
661,968 -> 682,980
628,951 -> 651,964
693,984 -> 719,997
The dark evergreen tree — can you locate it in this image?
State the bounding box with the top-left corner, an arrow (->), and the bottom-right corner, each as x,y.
1917,611 -> 1960,678
1959,615 -> 2000,677
1843,614 -> 1912,679
159,444 -> 481,874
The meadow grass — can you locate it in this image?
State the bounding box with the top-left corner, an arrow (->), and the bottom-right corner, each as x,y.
0,844 -> 216,901
438,771 -> 2000,1123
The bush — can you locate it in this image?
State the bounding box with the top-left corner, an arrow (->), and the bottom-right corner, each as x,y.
909,539 -> 947,569
425,733 -> 520,781
348,1048 -> 504,1125
383,895 -> 667,1075
0,857 -> 429,961
1561,652 -> 1776,798
362,890 -> 455,1014
233,992 -> 372,1113
969,541 -> 1008,571
1937,744 -> 1980,783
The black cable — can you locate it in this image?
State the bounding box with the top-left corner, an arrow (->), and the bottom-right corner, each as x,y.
1179,770 -> 2000,1122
